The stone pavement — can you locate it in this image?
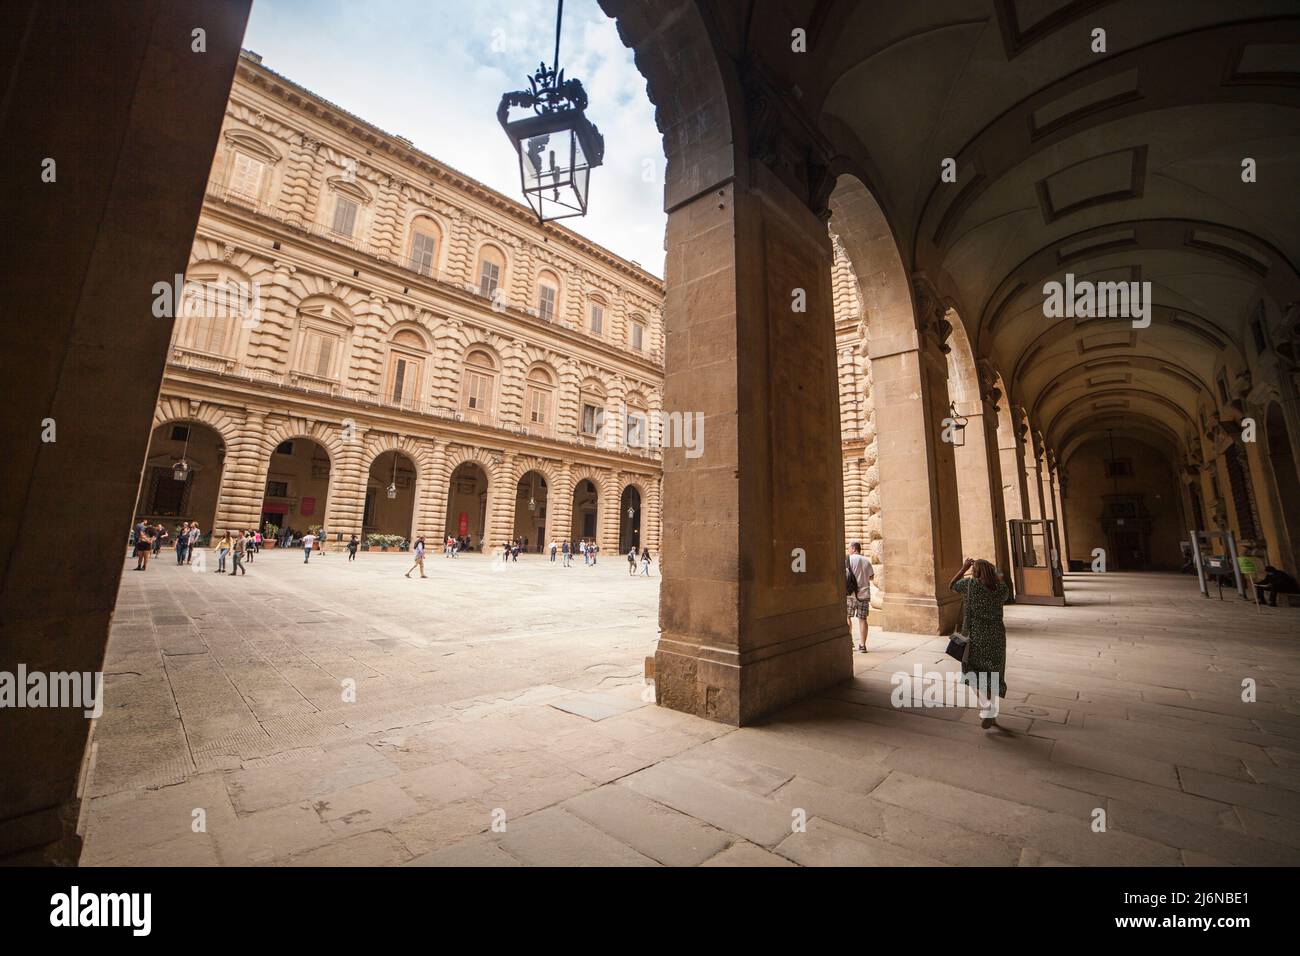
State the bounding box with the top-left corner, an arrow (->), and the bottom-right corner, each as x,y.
82,557 -> 1300,866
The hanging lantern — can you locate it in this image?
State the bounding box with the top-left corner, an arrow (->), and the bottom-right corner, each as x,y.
528,495 -> 538,513
497,0 -> 604,223
627,505 -> 635,519
172,459 -> 190,482
386,483 -> 397,500
946,404 -> 968,447
387,453 -> 398,498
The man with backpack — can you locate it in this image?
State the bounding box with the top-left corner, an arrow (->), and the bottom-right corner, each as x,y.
846,541 -> 874,653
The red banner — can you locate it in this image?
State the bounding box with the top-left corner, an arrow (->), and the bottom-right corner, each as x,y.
458,512 -> 469,536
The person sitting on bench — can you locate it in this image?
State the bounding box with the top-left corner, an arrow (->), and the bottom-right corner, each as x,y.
1255,566 -> 1299,607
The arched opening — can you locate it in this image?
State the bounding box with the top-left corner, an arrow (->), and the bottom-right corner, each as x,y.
364,450 -> 417,541
1265,403 -> 1300,574
445,461 -> 489,550
134,421 -> 225,532
260,437 -> 331,540
513,471 -> 549,552
571,479 -> 599,543
619,485 -> 642,552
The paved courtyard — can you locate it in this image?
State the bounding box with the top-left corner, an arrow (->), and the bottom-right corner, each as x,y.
82,554 -> 1300,866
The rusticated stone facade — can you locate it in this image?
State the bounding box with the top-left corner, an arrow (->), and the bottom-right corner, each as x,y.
137,52 -> 665,556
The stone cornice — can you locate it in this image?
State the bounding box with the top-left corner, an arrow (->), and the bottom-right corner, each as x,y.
233,53 -> 664,297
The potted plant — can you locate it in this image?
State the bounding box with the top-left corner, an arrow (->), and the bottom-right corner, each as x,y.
263,523 -> 279,548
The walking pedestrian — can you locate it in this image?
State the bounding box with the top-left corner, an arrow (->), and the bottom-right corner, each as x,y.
405,537 -> 427,578
229,531 -> 247,576
133,520 -> 154,571
949,557 -> 1010,729
215,532 -> 231,573
347,535 -> 359,561
152,522 -> 167,556
549,540 -> 557,563
186,524 -> 201,565
562,539 -> 571,567
175,521 -> 190,565
846,541 -> 875,653
640,547 -> 653,576
243,531 -> 255,563
627,546 -> 637,575
302,530 -> 317,563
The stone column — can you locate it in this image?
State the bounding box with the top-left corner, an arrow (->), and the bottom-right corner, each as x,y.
1023,425 -> 1045,520
215,408 -> 270,533
644,474 -> 663,553
550,463 -> 575,545
599,471 -> 622,553
422,440 -> 451,541
1050,458 -> 1071,567
868,278 -> 964,634
654,152 -> 852,725
279,134 -> 325,229
328,428 -> 369,543
952,393 -> 1010,573
486,452 -> 516,547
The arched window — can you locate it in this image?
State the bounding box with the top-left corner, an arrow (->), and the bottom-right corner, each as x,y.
524,366 -> 556,434
221,129 -> 280,206
407,216 -> 442,277
537,269 -> 560,323
625,392 -> 649,449
174,264 -> 254,358
385,328 -> 428,408
324,176 -> 371,241
477,245 -> 507,301
579,379 -> 606,439
461,348 -> 498,422
293,298 -> 352,383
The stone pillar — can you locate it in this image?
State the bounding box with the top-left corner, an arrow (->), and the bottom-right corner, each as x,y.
1023,426 -> 1045,520
644,474 -> 663,553
328,429 -> 369,543
215,408 -> 270,533
486,452 -> 516,547
953,395 -> 1009,573
551,463 -> 575,545
279,135 -> 325,229
599,472 -> 622,554
422,440 -> 451,541
1050,459 -> 1071,568
654,154 -> 852,726
868,278 -> 964,634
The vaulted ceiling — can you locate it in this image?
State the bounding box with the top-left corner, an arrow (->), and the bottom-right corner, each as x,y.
712,0 -> 1300,465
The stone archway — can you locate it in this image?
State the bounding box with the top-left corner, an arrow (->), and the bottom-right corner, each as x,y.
513,470 -> 550,552
619,484 -> 643,553
259,436 -> 332,541
134,420 -> 227,533
365,450 -> 418,540
445,461 -> 489,550
571,478 -> 600,544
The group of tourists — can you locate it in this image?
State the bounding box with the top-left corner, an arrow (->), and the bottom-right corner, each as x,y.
626,546 -> 653,576
847,541 -> 1009,731
130,519 -> 265,575
442,535 -> 472,557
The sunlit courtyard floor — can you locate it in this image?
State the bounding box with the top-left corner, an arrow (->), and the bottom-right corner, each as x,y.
82,554 -> 1300,866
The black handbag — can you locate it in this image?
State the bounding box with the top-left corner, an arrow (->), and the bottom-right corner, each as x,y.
945,633 -> 968,661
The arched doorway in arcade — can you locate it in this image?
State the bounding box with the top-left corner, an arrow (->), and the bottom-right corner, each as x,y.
571,479 -> 599,543
619,485 -> 641,553
364,450 -> 418,541
134,421 -> 225,533
513,471 -> 549,551
445,461 -> 489,550
260,438 -> 331,540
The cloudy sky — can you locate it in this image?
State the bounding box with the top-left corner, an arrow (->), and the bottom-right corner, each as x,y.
242,0 -> 667,275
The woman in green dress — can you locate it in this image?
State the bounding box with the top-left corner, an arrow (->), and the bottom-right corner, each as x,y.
949,557 -> 1010,729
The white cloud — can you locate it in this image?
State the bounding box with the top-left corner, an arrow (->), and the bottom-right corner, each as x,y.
242,0 -> 667,276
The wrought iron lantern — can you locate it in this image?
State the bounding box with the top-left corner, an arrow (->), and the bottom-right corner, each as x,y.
498,0 -> 604,223
627,505 -> 635,519
173,424 -> 192,481
387,454 -> 398,499
945,404 -> 968,447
